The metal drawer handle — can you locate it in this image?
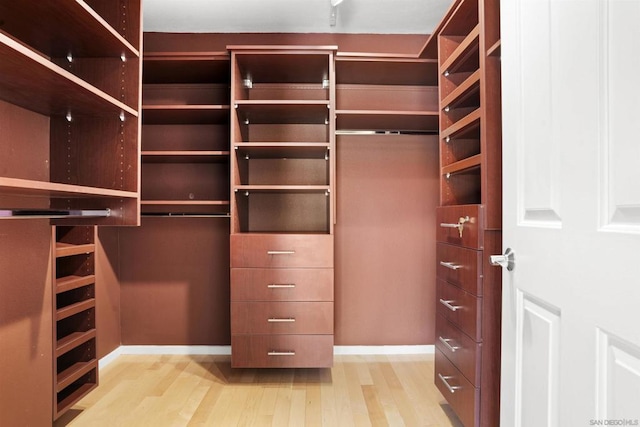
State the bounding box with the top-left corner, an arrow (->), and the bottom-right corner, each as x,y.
268,351 -> 295,356
267,318 -> 296,323
439,336 -> 460,353
440,216 -> 470,238
438,373 -> 462,394
267,284 -> 296,288
439,299 -> 462,312
267,250 -> 295,255
439,261 -> 462,271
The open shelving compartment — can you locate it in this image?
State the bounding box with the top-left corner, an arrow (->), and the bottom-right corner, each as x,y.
141,52 -> 231,216
52,225 -> 97,420
0,1 -> 141,225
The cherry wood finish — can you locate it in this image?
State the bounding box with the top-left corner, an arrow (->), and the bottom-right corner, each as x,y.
231,268 -> 334,301
52,226 -> 98,420
230,234 -> 333,269
230,302 -> 334,334
231,334 -> 334,368
430,1 -> 502,425
0,1 -> 141,225
435,314 -> 481,386
435,349 -> 479,427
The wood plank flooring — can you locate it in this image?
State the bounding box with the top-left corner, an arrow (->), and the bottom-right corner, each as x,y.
54,354 -> 463,427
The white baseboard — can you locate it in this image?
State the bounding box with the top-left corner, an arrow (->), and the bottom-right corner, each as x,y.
99,344 -> 434,367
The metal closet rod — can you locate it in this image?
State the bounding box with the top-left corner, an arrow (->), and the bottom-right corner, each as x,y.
0,208 -> 111,219
141,213 -> 231,218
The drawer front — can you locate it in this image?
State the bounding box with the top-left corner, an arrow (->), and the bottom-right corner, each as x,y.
435,349 -> 480,427
436,279 -> 482,341
231,334 -> 333,368
436,243 -> 483,296
435,314 -> 481,386
231,268 -> 334,302
231,234 -> 334,268
436,205 -> 484,249
231,301 -> 333,334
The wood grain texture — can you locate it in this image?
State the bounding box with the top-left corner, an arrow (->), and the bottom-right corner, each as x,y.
54,354 -> 464,427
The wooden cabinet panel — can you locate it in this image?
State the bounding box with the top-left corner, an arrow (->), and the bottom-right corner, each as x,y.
436,242 -> 483,296
231,268 -> 333,301
436,205 -> 484,249
231,301 -> 333,334
435,349 -> 479,427
230,234 -> 334,268
435,314 -> 481,386
436,279 -> 482,341
231,334 -> 333,368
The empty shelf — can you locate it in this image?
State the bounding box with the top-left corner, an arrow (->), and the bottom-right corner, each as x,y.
56,275 -> 96,294
56,329 -> 97,357
55,243 -> 95,258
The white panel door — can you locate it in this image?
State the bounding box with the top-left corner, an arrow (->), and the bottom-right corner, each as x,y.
500,0 -> 640,425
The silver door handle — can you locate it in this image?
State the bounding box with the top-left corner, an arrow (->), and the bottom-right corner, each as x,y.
439,261 -> 462,270
439,299 -> 462,312
438,336 -> 460,353
438,373 -> 461,394
490,247 -> 515,271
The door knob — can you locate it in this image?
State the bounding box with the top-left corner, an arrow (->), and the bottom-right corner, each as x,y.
490,247 -> 515,271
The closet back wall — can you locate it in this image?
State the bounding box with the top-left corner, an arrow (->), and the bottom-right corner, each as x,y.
111,32 -> 438,346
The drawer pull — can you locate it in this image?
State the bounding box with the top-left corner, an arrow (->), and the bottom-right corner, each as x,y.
440,216 -> 470,238
267,284 -> 296,288
438,373 -> 462,394
267,318 -> 296,323
439,261 -> 462,271
267,250 -> 295,255
439,336 -> 460,353
268,351 -> 296,356
439,299 -> 462,312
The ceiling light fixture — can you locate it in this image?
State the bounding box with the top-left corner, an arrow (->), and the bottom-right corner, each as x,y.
330,0 -> 344,27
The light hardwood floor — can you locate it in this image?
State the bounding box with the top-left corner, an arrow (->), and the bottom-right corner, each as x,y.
54,353 -> 463,427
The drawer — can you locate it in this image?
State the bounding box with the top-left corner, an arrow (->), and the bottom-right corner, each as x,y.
231,334 -> 334,368
436,243 -> 483,296
231,301 -> 333,334
231,234 -> 333,268
436,205 -> 484,249
435,314 -> 481,386
436,279 -> 482,341
435,349 -> 479,427
231,268 -> 333,301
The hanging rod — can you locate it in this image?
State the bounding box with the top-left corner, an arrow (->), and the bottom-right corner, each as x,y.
141,213 -> 230,218
335,130 -> 439,136
0,209 -> 111,219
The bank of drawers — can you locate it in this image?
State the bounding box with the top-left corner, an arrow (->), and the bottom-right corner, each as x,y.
435,205 -> 483,426
230,234 -> 334,368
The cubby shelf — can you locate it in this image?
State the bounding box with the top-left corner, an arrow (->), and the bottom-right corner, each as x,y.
440,108 -> 481,140
142,105 -> 230,125
56,383 -> 97,419
235,143 -> 330,159
57,360 -> 98,392
441,69 -> 481,110
442,153 -> 482,176
56,275 -> 96,294
56,299 -> 96,321
440,25 -> 481,75
337,110 -> 439,132
0,177 -> 138,201
56,330 -> 97,357
235,185 -> 330,193
142,151 -> 230,163
55,243 -> 95,258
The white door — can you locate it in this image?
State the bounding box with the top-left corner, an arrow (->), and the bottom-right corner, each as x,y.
500,0 -> 640,426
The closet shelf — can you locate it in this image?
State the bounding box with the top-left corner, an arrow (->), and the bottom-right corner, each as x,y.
0,33 -> 138,117
336,57 -> 438,86
440,108 -> 481,140
142,151 -> 230,163
56,275 -> 96,294
56,329 -> 97,357
57,360 -> 98,393
442,154 -> 482,176
0,2 -> 139,58
55,243 -> 95,258
56,383 -> 97,417
0,177 -> 137,200
141,200 -> 230,206
235,185 -> 330,194
441,69 -> 481,110
142,105 -> 230,124
487,40 -> 501,57
440,24 -> 480,75
56,299 -> 96,321
235,143 -> 330,159
336,110 -> 439,133
235,102 -> 330,124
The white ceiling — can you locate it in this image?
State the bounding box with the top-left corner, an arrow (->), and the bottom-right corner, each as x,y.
143,0 -> 452,34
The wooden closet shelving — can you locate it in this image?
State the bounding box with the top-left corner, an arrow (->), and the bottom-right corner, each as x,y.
52,225 -> 98,420
426,0 -> 502,426
229,46 -> 336,368
141,52 -> 230,216
0,1 -> 141,225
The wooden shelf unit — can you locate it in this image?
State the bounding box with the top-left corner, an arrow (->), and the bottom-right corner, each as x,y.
335,56 -> 439,132
229,46 -> 336,368
0,1 -> 141,225
428,0 -> 503,426
141,52 -> 231,216
52,225 -> 98,420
